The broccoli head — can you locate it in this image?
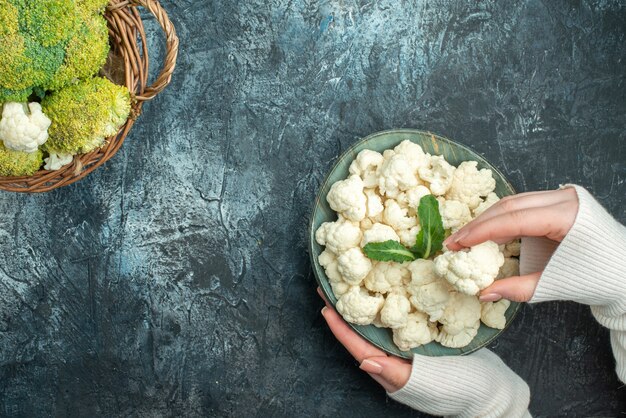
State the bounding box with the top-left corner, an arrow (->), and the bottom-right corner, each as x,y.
42,77 -> 131,155
0,142 -> 43,176
0,0 -> 111,101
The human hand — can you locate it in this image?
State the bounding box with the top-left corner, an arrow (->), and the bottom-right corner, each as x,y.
444,188 -> 579,303
317,288 -> 410,393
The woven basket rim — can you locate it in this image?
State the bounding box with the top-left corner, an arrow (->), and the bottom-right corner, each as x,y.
0,0 -> 179,193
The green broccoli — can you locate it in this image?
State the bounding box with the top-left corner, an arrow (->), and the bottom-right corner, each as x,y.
0,142 -> 43,176
0,0 -> 111,101
42,77 -> 131,155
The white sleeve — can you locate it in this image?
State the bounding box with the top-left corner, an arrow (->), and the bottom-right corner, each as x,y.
388,349 -> 531,418
522,184 -> 626,383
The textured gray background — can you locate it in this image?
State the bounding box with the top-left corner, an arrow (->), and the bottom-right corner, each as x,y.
1,0 -> 625,416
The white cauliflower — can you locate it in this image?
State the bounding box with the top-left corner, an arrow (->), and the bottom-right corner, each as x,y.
360,218 -> 373,230
360,223 -> 400,248
446,161 -> 496,209
326,174 -> 367,222
380,293 -> 411,329
473,192 -> 500,217
409,277 -> 452,322
434,241 -> 505,295
397,185 -> 432,209
392,312 -> 438,351
397,225 -> 421,247
364,188 -> 384,218
481,299 -> 511,329
438,199 -> 472,232
349,149 -> 384,188
44,152 -> 73,171
383,199 -> 417,231
336,287 -> 384,325
319,250 -> 351,298
0,102 -> 51,153
436,293 -> 481,348
406,259 -> 438,289
377,150 -> 419,198
363,261 -> 409,294
393,140 -> 429,172
315,219 -> 362,254
418,155 -> 455,196
337,247 -> 372,285
497,257 -> 520,279
503,240 -> 521,257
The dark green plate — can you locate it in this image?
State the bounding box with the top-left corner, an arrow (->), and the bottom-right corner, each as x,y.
309,129 -> 521,359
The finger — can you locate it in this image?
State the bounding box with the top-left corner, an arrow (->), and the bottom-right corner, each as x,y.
472,189 -> 571,224
367,373 -> 396,393
447,201 -> 574,250
321,306 -> 387,362
479,271 -> 542,302
360,356 -> 412,392
317,286 -> 329,304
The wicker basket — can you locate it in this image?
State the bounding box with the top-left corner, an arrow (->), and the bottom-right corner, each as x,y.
0,0 -> 179,193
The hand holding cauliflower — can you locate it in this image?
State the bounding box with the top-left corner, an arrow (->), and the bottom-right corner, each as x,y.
316,139 -> 517,351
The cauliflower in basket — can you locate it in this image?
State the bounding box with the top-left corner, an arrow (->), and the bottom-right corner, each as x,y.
326,174 -> 367,222
336,287 -> 384,325
392,312 -> 439,351
434,241 -> 504,295
349,149 -> 384,188
446,161 -> 496,209
0,102 -> 51,153
481,299 -> 511,329
436,293 -> 481,348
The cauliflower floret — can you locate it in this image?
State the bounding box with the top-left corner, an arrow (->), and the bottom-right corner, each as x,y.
497,257 -> 520,279
43,152 -> 73,170
326,174 -> 367,222
360,223 -> 400,248
409,277 -> 452,322
434,241 -> 505,295
337,247 -> 372,285
0,102 -> 51,153
377,150 -> 419,198
336,287 -> 384,325
397,225 -> 421,247
380,293 -> 411,329
438,198 -> 472,232
363,261 -> 409,294
397,185 -> 432,209
473,192 -> 500,217
446,161 -> 496,209
392,312 -> 438,351
503,240 -> 521,257
316,219 -> 362,254
383,199 -> 417,231
319,250 -> 351,298
349,149 -> 384,188
360,218 -> 374,230
406,259 -> 438,289
364,188 -> 384,218
418,155 -> 455,196
481,299 -> 511,329
436,293 -> 481,348
393,140 -> 429,172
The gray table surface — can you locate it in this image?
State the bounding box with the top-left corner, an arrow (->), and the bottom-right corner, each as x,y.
1,1 -> 625,417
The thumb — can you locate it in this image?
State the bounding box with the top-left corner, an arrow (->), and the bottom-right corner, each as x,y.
360,356 -> 412,392
479,271 -> 542,303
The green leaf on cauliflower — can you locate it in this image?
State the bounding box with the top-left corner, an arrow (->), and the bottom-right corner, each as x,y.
363,240 -> 416,263
411,195 -> 445,259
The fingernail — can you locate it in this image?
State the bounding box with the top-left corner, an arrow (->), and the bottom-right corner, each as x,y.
479,293 -> 502,302
321,306 -> 328,317
359,359 -> 383,374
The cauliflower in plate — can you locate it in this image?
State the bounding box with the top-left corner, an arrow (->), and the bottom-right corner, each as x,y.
337,247 -> 372,285
446,161 -> 496,209
349,149 -> 384,188
360,223 -> 400,248
377,150 -> 420,198
473,192 -> 500,217
434,241 -> 504,295
481,299 -> 511,329
393,140 -> 429,172
336,287 -> 384,325
409,277 -> 452,322
436,292 -> 481,348
418,155 -> 455,196
380,293 -> 412,329
438,198 -> 472,232
363,261 -> 409,294
397,185 -> 432,210
383,199 -> 417,231
497,257 -> 520,279
503,240 -> 521,258
392,312 -> 438,351
406,259 -> 438,288
397,225 -> 421,247
326,174 -> 367,222
364,188 -> 384,219
315,219 -> 362,255
319,250 -> 351,298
